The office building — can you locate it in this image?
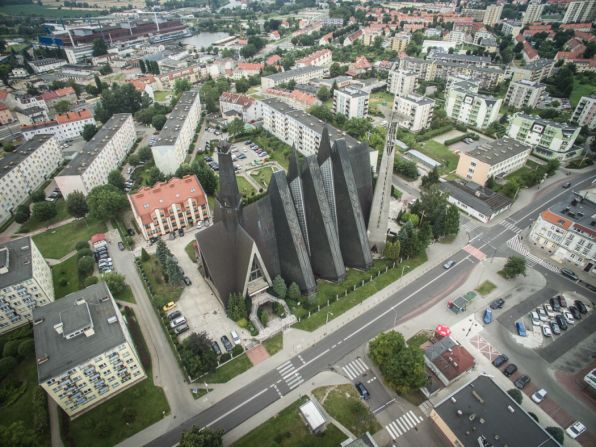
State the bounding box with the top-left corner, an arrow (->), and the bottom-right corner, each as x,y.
388,68 -> 417,97
0,237 -> 54,334
445,80 -> 501,129
456,137 -> 532,184
64,44 -> 94,64
21,109 -> 96,142
392,94 -> 435,133
563,0 -> 596,23
55,114 -> 135,198
129,175 -> 211,240
33,282 -> 146,418
507,113 -> 581,160
261,66 -> 326,89
333,87 -> 369,118
529,188 -> 596,273
0,135 -> 62,225
571,93 -> 596,129
522,1 -> 545,24
505,79 -> 546,110
151,90 -> 201,176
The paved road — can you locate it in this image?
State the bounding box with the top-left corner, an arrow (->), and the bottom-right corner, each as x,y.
146,172 -> 596,446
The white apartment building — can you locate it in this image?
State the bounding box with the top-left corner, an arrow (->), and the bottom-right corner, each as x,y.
21,109 -> 96,142
295,49 -> 333,68
261,66 -> 326,89
0,135 -> 63,225
33,282 -> 146,418
219,92 -> 262,123
64,44 -> 94,64
501,21 -> 523,37
563,0 -> 596,23
392,94 -> 435,133
571,94 -> 596,129
505,79 -> 546,110
333,87 -> 369,118
445,80 -> 502,129
151,90 -> 201,176
55,114 -> 135,198
523,1 -> 545,24
0,237 -> 54,335
529,189 -> 596,273
388,68 -> 418,97
483,4 -> 503,26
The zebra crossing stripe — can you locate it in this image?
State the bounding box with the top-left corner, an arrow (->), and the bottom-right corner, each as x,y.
386,423 -> 399,440
288,378 -> 304,389
355,358 -> 369,372
405,411 -> 418,426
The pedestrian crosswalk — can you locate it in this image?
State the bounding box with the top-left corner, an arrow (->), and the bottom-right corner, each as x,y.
385,410 -> 424,440
506,235 -> 560,273
276,360 -> 304,390
341,358 -> 370,380
500,219 -> 523,234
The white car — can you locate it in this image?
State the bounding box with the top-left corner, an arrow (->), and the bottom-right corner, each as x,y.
542,324 -> 552,337
531,388 -> 547,404
537,308 -> 549,322
566,421 -> 587,439
543,303 -> 555,317
563,311 -> 575,325
230,330 -> 241,345
530,311 -> 541,326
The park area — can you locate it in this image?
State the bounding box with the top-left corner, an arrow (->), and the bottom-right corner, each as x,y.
32,219 -> 107,259
141,254 -> 184,307
417,140 -> 460,174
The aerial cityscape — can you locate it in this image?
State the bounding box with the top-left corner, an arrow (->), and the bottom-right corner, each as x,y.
0,0 -> 594,446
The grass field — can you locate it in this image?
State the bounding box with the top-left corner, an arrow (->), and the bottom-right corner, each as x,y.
263,333 -> 283,356
370,91 -> 395,108
18,199 -> 69,233
232,397 -> 346,447
0,4 -> 104,17
249,166 -> 274,188
51,255 -> 84,299
312,385 -> 381,437
570,82 -> 596,108
418,140 -> 460,174
141,255 -> 184,307
236,175 -> 258,197
154,91 -> 171,102
203,353 -> 253,384
476,280 -> 496,296
33,219 -> 107,259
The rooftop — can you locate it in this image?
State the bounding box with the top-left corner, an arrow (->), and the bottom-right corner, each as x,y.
335,86 -> 368,98
0,134 -> 56,180
545,188 -> 596,239
264,65 -> 324,83
466,137 -> 531,166
0,237 -> 34,289
400,94 -> 434,106
32,282 -> 127,382
512,79 -> 546,88
515,113 -> 577,134
434,375 -> 559,447
440,181 -> 512,217
153,90 -> 199,146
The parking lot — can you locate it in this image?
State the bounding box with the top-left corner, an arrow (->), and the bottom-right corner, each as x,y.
449,135 -> 493,154
203,139 -> 273,174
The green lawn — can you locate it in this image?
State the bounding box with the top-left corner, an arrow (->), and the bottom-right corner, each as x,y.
312,385 -> 381,437
33,219 -> 107,259
113,285 -> 136,303
263,333 -> 283,356
249,166 -> 274,189
570,82 -> 596,108
252,131 -> 291,170
185,240 -> 198,263
418,140 -> 460,173
18,199 -> 70,233
51,255 -> 84,299
141,255 -> 184,307
0,4 -> 104,17
154,90 -> 171,102
203,353 -> 253,384
237,175 -> 258,197
475,280 -> 496,296
232,397 -> 346,447
370,91 -> 395,108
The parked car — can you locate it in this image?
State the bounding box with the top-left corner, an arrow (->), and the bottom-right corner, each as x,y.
170,316 -> 186,328
566,421 -> 586,439
443,260 -> 456,269
514,375 -> 531,389
537,307 -> 548,322
555,314 -> 568,331
503,363 -> 518,377
557,294 -> 567,307
531,388 -> 547,404
563,310 -> 575,325
355,382 -> 370,400
569,305 -> 582,320
515,321 -> 527,337
211,341 -> 222,356
550,321 -> 560,335
492,354 -> 508,367
483,308 -> 493,324
127,228 -> 134,236
544,303 -> 555,317
530,311 -> 541,326
230,330 -> 240,345
490,298 -> 505,309
221,335 -> 233,352
549,297 -> 561,312
118,241 -> 125,251
542,324 -> 552,337
174,324 -> 189,335
178,228 -> 184,237
561,268 -> 578,281
163,301 -> 176,312
574,300 -> 588,314
167,310 -> 181,321
183,276 -> 191,286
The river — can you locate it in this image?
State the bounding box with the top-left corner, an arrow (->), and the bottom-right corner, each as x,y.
182,32 -> 231,49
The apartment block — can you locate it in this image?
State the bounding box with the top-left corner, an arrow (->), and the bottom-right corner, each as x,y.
0,135 -> 62,225
33,282 -> 146,418
0,237 -> 54,334
30,58 -> 67,74
21,109 -> 96,142
445,80 -> 501,129
152,90 -> 201,176
392,94 -> 435,133
523,1 -> 545,24
483,4 -> 503,26
333,87 -> 369,118
502,20 -> 523,37
505,79 -> 546,110
510,59 -> 554,82
571,93 -> 596,129
55,114 -> 135,198
507,113 -> 581,160
563,0 -> 596,23
388,68 -> 417,97
529,189 -> 595,272
391,33 -> 410,53
128,175 -> 211,240
261,66 -> 326,89
295,49 -> 332,68
219,92 -> 261,123
456,137 -> 532,185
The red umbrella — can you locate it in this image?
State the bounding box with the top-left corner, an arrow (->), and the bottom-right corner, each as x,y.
435,324 -> 451,337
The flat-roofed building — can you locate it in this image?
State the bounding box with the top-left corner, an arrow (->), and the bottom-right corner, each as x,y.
333,86 -> 369,118
510,59 -> 554,82
445,80 -> 501,129
151,90 -> 201,176
388,68 -> 417,97
483,4 -> 503,26
261,66 -> 326,89
456,137 -> 532,185
571,93 -> 596,129
563,0 -> 596,23
30,58 -> 67,73
0,135 -> 62,225
33,282 -> 146,418
392,94 -> 435,133
440,180 -> 512,223
523,1 -> 545,24
505,79 -> 546,110
0,237 -> 54,334
391,33 -> 410,52
128,175 -> 211,240
21,109 -> 96,142
55,114 -> 135,198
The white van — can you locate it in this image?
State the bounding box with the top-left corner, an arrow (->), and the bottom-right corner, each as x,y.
170,316 -> 186,328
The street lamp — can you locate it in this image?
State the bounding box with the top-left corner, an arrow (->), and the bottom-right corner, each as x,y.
326,311 -> 334,325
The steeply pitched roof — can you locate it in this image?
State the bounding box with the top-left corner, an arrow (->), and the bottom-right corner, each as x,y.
287,145 -> 301,182
316,126 -> 332,165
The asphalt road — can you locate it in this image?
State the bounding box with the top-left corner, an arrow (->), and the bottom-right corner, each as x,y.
146,171 -> 596,446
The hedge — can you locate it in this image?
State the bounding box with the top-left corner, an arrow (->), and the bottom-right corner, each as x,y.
415,125 -> 454,142
444,133 -> 480,146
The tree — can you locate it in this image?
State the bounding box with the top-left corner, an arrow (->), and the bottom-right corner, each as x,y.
369,331 -> 406,366
227,118 -> 245,137
420,167 -> 439,189
507,388 -> 523,404
99,63 -> 113,75
287,282 -> 301,301
139,59 -> 147,73
145,167 -> 165,185
317,86 -> 331,102
77,256 -> 95,277
14,205 -> 30,224
31,190 -> 46,202
0,421 -> 37,446
156,239 -> 172,269
174,78 -> 191,96
17,339 -> 35,358
0,64 -> 11,86
87,184 -> 128,221
394,157 -> 419,180
92,38 -> 108,56
179,426 -> 223,447
344,117 -> 373,139
235,77 -> 250,93
444,205 -> 460,236
194,160 -> 218,195
106,170 -> 125,191
138,145 -> 154,162
166,256 -> 184,286
141,248 -> 150,262
272,275 -> 287,299
151,114 -> 167,131
66,191 -> 88,218
103,272 -> 127,296
309,104 -> 335,123
53,100 -> 71,114
546,427 -> 564,445
94,83 -> 147,123
383,240 -> 400,260
32,202 -> 57,222
226,292 -> 247,321
81,123 -> 98,141
500,256 -> 526,279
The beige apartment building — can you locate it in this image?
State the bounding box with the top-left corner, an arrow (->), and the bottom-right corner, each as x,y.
333,87 -> 369,118
445,80 -> 502,129
388,68 -> 418,97
0,135 -> 62,225
0,237 -> 54,334
391,33 -> 410,52
392,94 -> 435,133
151,90 -> 201,176
456,137 -> 532,185
505,79 -> 546,110
33,282 -> 146,418
55,114 -> 135,198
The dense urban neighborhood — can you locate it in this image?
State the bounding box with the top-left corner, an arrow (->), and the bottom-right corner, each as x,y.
0,0 -> 594,446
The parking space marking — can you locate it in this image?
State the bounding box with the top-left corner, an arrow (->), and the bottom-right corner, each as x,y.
385,410 -> 424,440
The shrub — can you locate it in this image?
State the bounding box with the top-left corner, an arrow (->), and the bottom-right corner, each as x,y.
3,340 -> 20,358
546,427 -> 564,444
0,357 -> 17,378
528,412 -> 539,422
17,339 -> 35,358
77,256 -> 95,277
75,241 -> 90,251
220,353 -> 231,362
83,276 -> 99,287
232,344 -> 244,356
77,248 -> 93,258
507,388 -> 523,405
32,387 -> 49,435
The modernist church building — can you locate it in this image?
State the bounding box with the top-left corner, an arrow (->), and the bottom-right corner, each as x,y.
196,128 -> 373,306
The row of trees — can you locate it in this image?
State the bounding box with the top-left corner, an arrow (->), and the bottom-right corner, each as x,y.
156,240 -> 184,287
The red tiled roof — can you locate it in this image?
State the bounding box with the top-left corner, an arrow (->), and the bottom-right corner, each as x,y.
0,90 -> 7,101
320,32 -> 333,43
237,39 -> 248,45
40,86 -> 75,101
576,31 -> 596,42
523,41 -> 539,60
127,79 -> 148,92
353,55 -> 371,69
220,91 -> 255,107
55,109 -> 92,123
266,54 -> 282,65
560,22 -> 593,30
271,31 -> 280,38
237,62 -> 263,71
541,209 -> 573,229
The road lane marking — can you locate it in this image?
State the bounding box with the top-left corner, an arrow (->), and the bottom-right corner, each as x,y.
205,387 -> 270,429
